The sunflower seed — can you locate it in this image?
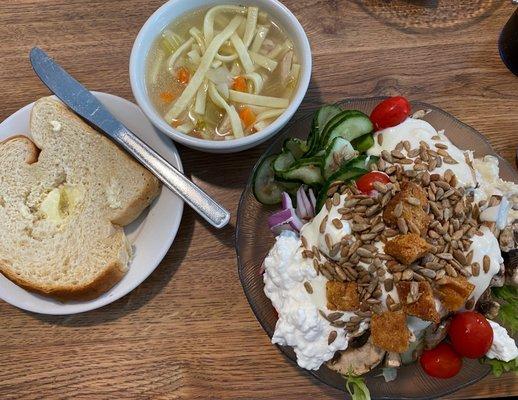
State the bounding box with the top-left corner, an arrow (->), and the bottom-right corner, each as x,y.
445,264 -> 458,277
381,150 -> 393,163
427,158 -> 438,171
407,220 -> 421,235
302,250 -> 314,259
426,262 -> 443,270
325,198 -> 333,212
471,262 -> 480,276
397,217 -> 408,234
327,312 -> 344,321
391,150 -> 405,159
437,252 -> 453,261
319,216 -> 329,234
331,320 -> 347,328
377,133 -> 384,146
402,269 -> 414,280
360,233 -> 378,241
393,201 -> 404,218
443,156 -> 459,165
332,192 -> 341,206
435,143 -> 448,150
312,259 -> 320,274
321,267 -> 333,280
304,281 -> 314,294
301,235 -> 308,249
343,198 -> 360,207
357,247 -> 374,258
328,330 -> 338,345
483,255 -> 490,273
332,218 -> 343,229
364,204 -> 380,217
466,250 -> 474,265
420,268 -> 436,279
452,249 -> 467,266
437,149 -> 450,158
352,223 -> 370,232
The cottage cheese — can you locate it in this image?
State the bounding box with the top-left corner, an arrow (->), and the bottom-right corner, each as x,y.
486,320 -> 518,362
263,231 -> 349,370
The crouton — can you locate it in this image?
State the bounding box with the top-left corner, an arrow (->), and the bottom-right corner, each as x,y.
396,281 -> 440,323
326,281 -> 360,311
384,233 -> 432,265
383,182 -> 430,235
435,276 -> 475,311
371,310 -> 410,353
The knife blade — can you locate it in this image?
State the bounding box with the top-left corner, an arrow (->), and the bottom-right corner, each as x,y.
29,47 -> 230,229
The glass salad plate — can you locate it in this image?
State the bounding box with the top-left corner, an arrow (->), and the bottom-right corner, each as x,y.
235,97 -> 518,399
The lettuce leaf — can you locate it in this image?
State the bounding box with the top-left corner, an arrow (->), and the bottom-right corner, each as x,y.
345,375 -> 371,400
482,357 -> 518,377
492,285 -> 518,334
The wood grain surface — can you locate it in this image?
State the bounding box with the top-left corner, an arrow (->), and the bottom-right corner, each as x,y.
0,0 -> 517,399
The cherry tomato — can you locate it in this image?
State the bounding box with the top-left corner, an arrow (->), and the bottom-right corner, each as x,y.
420,343 -> 462,379
356,171 -> 391,195
370,96 -> 411,130
448,311 -> 493,359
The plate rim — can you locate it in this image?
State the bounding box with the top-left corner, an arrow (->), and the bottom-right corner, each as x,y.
0,91 -> 184,315
234,96 -> 515,398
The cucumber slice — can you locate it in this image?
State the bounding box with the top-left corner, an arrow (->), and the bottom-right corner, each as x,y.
321,110 -> 373,148
282,138 -> 309,160
351,134 -> 375,153
322,137 -> 359,180
307,104 -> 343,155
272,151 -> 295,174
315,166 -> 368,212
277,156 -> 324,186
252,155 -> 287,205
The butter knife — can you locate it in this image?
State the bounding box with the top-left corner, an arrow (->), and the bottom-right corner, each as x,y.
30,47 -> 230,229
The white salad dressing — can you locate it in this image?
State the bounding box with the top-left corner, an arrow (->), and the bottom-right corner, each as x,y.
466,226 -> 503,304
367,118 -> 477,188
486,320 -> 518,362
300,194 -> 351,260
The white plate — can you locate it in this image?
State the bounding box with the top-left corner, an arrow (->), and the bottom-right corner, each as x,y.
0,92 -> 184,315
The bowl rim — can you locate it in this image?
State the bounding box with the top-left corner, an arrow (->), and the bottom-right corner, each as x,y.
233,96 -> 512,398
129,0 -> 312,151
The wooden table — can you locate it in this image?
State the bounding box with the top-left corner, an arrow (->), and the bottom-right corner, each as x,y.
0,0 -> 517,398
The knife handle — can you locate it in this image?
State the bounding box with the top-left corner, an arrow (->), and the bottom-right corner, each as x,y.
115,126 -> 230,229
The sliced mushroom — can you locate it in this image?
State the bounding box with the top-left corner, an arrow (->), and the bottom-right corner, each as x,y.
348,330 -> 370,349
384,352 -> 402,368
280,50 -> 294,88
503,249 -> 518,286
477,288 -> 501,319
424,319 -> 450,350
326,338 -> 385,376
490,263 -> 506,287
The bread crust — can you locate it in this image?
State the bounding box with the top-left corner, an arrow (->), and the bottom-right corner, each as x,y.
0,259 -> 125,301
1,135 -> 40,164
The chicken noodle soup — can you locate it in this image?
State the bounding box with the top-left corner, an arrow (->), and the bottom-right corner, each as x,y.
146,5 -> 300,140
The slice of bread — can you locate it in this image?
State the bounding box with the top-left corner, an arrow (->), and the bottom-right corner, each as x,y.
0,97 -> 161,301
